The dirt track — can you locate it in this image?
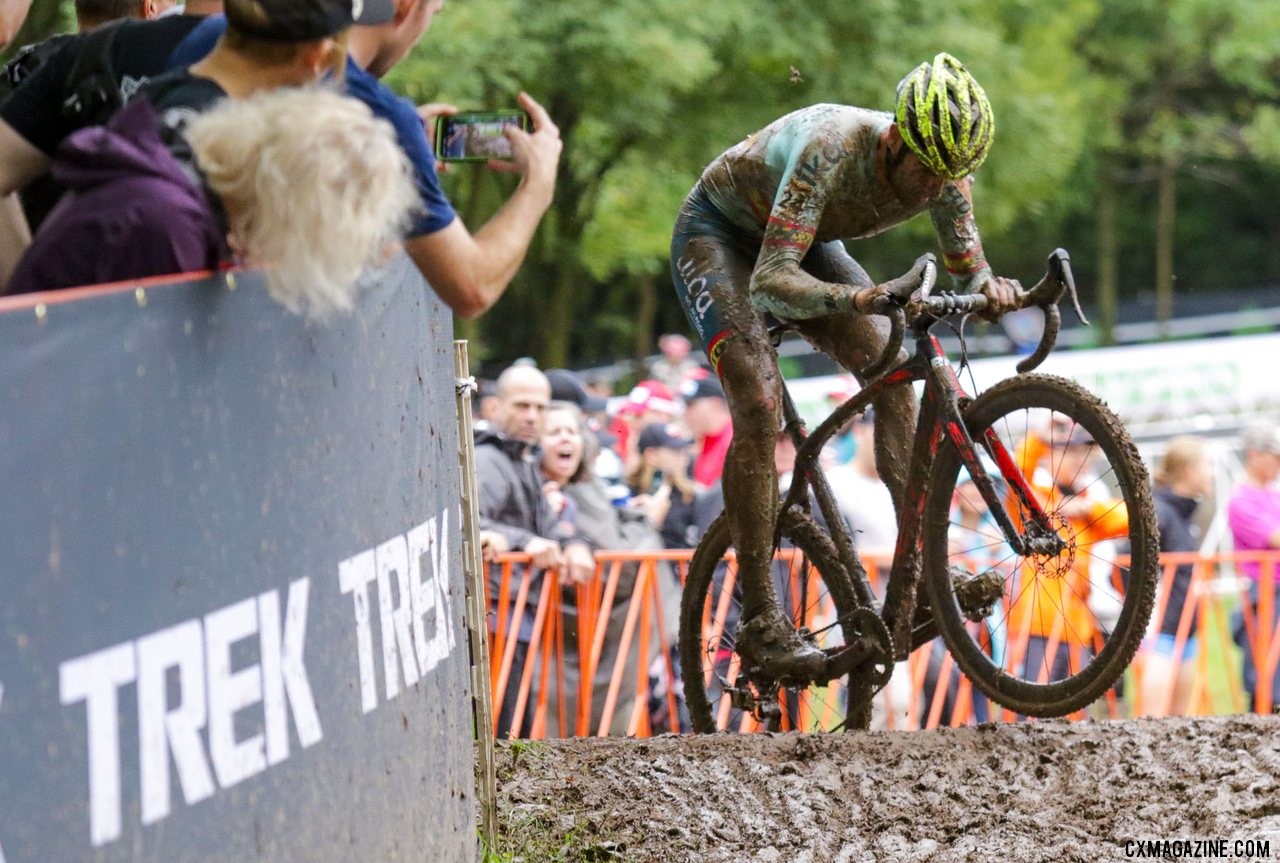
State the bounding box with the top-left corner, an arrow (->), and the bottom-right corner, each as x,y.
495,715 -> 1280,862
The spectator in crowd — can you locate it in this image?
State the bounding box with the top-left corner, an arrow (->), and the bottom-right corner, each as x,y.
7,86 -> 415,317
584,375 -> 613,401
628,421 -> 699,550
538,401 -> 677,736
0,0 -> 187,233
1228,423 -> 1280,712
474,365 -> 594,737
472,378 -> 499,432
828,408 -> 897,556
0,0 -> 224,284
1007,424 -> 1128,687
681,375 -> 733,488
648,333 -> 701,392
136,0 -> 353,130
545,368 -> 625,501
162,0 -> 563,320
611,377 -> 681,476
1139,436 -> 1212,717
4,0 -> 351,297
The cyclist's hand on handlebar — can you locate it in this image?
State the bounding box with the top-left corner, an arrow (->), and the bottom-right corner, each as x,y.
975,274 -> 1025,321
852,283 -> 898,315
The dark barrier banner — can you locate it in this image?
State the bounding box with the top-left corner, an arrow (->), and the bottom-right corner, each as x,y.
0,259 -> 473,862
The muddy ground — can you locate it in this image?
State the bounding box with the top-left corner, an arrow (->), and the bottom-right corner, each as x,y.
494,715 -> 1280,862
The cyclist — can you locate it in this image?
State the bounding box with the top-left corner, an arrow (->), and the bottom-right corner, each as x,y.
670,53 -> 1023,678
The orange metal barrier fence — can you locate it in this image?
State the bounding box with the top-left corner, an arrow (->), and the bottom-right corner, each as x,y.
486,549 -> 1280,737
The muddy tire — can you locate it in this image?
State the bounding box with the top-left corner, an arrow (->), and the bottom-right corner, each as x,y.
922,373 -> 1158,717
679,510 -> 865,733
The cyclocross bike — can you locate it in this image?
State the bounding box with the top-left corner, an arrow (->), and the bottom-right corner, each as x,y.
678,249 -> 1158,732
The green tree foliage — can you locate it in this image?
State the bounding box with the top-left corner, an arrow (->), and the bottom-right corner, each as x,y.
393,0 -> 1279,367
0,0 -> 74,63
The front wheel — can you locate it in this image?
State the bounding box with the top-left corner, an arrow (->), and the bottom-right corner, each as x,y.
678,510 -> 869,732
922,373 -> 1158,717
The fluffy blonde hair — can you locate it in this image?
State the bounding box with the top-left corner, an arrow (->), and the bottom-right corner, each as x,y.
184,86 -> 418,318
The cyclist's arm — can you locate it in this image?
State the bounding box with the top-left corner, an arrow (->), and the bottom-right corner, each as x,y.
749,143 -> 860,319
928,179 -> 993,292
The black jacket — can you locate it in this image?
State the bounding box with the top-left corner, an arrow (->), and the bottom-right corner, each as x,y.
474,428 -> 563,552
1154,485 -> 1201,637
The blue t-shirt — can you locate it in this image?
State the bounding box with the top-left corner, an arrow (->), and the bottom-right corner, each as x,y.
166,15 -> 458,238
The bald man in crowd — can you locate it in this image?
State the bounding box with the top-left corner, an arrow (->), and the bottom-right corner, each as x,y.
473,364 -> 593,736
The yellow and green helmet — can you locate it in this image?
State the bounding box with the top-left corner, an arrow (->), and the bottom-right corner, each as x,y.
894,53 -> 994,180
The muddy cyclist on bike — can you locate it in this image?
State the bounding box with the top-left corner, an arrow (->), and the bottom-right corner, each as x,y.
670,53 -> 1023,680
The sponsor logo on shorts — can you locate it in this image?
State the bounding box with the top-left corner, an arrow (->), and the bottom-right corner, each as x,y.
707,329 -> 736,376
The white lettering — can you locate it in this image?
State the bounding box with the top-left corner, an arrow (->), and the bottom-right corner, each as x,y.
136,620 -> 214,825
205,598 -> 264,789
59,642 -> 136,847
420,512 -> 455,673
338,551 -> 379,713
342,516 -> 458,714
407,520 -> 437,677
376,536 -> 420,699
262,579 -> 323,753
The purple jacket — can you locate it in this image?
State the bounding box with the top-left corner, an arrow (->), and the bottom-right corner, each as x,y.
6,97 -> 228,296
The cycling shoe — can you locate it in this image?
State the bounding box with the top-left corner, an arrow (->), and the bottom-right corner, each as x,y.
736,607 -> 828,685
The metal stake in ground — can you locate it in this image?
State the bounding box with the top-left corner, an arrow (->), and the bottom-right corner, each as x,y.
454,340 -> 497,854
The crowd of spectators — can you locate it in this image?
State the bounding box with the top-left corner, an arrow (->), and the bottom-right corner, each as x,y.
0,0 -> 560,319
474,342 -> 1280,733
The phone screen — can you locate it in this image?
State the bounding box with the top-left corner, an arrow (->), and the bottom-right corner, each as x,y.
435,111 -> 529,162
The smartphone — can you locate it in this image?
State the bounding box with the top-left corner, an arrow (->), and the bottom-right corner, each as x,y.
434,110 -> 530,162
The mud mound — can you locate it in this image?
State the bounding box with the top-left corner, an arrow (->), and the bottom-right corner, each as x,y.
495,716 -> 1280,862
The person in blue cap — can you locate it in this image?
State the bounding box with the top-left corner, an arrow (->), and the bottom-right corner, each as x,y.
165,0 -> 563,320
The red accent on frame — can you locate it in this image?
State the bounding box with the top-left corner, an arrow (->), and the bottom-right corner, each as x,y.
984,427 -> 1053,527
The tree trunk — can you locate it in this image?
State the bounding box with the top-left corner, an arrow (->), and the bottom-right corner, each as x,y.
1154,155 -> 1178,337
542,262 -> 576,368
633,274 -> 657,360
1096,162 -> 1119,346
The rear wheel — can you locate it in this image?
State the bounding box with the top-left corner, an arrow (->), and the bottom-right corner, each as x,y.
922,373 -> 1158,717
678,510 -> 871,732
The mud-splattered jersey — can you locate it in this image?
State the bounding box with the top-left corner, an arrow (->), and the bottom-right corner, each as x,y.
689,103 -> 990,319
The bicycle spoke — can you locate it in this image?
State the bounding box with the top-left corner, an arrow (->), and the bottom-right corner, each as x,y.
921,375 -> 1157,719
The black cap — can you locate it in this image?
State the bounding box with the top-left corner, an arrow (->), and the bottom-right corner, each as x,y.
680,375 -> 725,403
546,369 -> 608,413
225,0 -> 355,41
638,422 -> 693,452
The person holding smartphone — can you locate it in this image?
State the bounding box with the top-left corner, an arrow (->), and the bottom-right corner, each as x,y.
163,0 -> 562,320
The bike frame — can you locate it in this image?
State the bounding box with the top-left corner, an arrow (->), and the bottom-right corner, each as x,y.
776,317 -> 1059,660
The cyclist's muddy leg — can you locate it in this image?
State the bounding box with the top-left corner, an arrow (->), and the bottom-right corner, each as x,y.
671,234 -> 785,622
795,242 -> 917,513
714,334 -> 784,622
674,234 -> 834,679
798,311 -> 916,510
